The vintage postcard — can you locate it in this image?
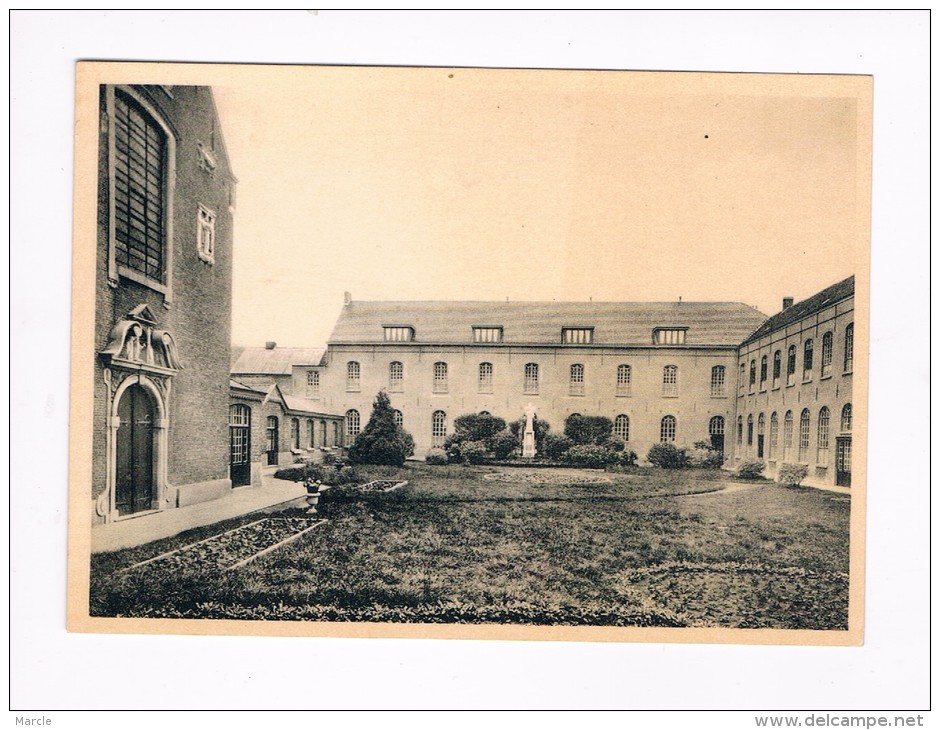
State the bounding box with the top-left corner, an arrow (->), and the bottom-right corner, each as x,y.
67,62 -> 871,644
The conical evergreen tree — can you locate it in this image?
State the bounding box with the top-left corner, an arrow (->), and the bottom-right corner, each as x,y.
347,390 -> 415,466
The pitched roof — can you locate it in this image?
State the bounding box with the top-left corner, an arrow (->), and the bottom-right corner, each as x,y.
231,346 -> 326,374
281,393 -> 340,418
229,377 -> 266,394
742,276 -> 855,345
328,300 -> 769,347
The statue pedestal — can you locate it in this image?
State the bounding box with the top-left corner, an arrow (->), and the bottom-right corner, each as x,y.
522,431 -> 536,459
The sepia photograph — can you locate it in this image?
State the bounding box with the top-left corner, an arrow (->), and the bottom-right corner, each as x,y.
66,62 -> 870,644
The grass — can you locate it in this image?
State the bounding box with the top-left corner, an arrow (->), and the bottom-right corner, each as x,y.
90,465 -> 850,629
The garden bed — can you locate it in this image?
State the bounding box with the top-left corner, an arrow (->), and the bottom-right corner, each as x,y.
358,479 -> 409,493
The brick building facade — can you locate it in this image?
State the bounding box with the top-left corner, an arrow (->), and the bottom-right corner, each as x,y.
92,85 -> 236,523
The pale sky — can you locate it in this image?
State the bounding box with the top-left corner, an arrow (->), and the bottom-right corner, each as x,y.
213,67 -> 868,348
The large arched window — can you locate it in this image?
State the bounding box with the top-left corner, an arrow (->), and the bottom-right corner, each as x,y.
821,331 -> 834,378
844,323 -> 854,372
710,365 -> 725,397
345,409 -> 361,440
112,89 -> 170,284
747,414 -> 754,448
478,362 -> 493,393
803,340 -> 814,381
787,346 -> 797,386
616,364 -> 632,396
841,403 -> 852,432
783,411 -> 793,460
817,407 -> 831,464
614,414 -> 630,441
524,363 -> 539,394
769,412 -> 779,459
660,415 -> 677,443
709,415 -> 725,452
433,362 -> 448,393
346,361 -> 361,392
431,410 -> 447,447
799,409 -> 811,461
759,355 -> 768,389
388,361 -> 404,392
772,350 -> 782,388
569,364 -> 585,396
662,365 -> 678,397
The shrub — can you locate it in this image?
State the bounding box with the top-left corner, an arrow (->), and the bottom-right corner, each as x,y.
304,462 -> 363,487
347,391 -> 415,467
425,448 -> 448,465
453,413 -> 507,442
509,416 -> 551,451
460,440 -> 489,465
541,433 -> 574,461
735,459 -> 766,480
601,435 -> 626,453
321,452 -> 337,466
442,433 -> 466,464
688,444 -> 724,469
618,449 -> 638,467
564,414 -> 613,445
647,443 -> 690,469
562,444 -> 617,468
778,463 -> 809,486
272,466 -> 305,482
489,430 -> 518,460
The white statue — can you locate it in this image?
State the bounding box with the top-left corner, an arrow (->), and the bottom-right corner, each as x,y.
522,402 -> 537,458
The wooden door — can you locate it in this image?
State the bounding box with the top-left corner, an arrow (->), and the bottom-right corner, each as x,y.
230,404 -> 252,487
836,437 -> 852,487
266,416 -> 279,465
115,384 -> 154,515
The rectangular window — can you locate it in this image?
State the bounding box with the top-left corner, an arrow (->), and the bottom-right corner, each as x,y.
478,362 -> 493,394
562,328 -> 593,344
616,365 -> 632,397
569,364 -> 585,396
653,328 -> 687,345
433,362 -> 448,394
346,362 -> 360,392
803,340 -> 814,382
821,332 -> 833,378
710,366 -> 725,397
306,370 -> 319,393
844,324 -> 854,373
662,365 -> 678,397
473,327 -> 503,343
383,326 -> 415,342
196,205 -> 216,264
524,363 -> 539,394
388,361 -> 404,392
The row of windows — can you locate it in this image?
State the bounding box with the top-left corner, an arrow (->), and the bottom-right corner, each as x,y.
741,325 -> 854,394
381,326 -> 693,345
343,408 -> 720,448
736,404 -> 851,464
346,361 -> 730,397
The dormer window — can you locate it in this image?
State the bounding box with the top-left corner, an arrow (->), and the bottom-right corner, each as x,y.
653,328 -> 687,345
562,327 -> 593,344
473,326 -> 503,343
383,326 -> 415,342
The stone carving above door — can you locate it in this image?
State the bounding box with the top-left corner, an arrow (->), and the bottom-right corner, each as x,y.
100,303 -> 183,373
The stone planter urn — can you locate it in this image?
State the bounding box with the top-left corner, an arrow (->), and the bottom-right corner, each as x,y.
304,478 -> 322,515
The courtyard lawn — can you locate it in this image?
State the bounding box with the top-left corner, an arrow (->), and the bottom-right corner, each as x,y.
90,465 -> 850,629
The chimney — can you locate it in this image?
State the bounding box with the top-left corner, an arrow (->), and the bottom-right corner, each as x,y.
782,297 -> 794,311
344,291 -> 352,306
265,341 -> 277,350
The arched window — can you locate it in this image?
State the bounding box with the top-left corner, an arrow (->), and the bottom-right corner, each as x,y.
710,365 -> 725,397
319,420 -> 327,447
478,362 -> 493,393
772,350 -> 782,388
799,409 -> 811,461
841,403 -> 852,432
617,364 -> 632,396
747,414 -> 754,448
393,409 -> 403,429
333,421 -> 342,448
290,418 -> 300,450
739,362 -> 746,394
307,419 -> 315,448
757,413 -> 766,458
346,361 -> 360,391
821,331 -> 833,378
760,356 -> 768,389
783,411 -> 794,460
433,362 -> 448,393
769,412 -> 779,459
662,365 -> 678,397
749,359 -> 757,390
844,323 -> 854,372
737,415 -> 743,446
431,410 -> 447,447
524,363 -> 539,394
817,407 -> 831,464
112,90 -> 170,283
389,361 -> 404,392
479,411 -> 490,416
569,364 -> 585,396
346,409 -> 360,439
803,339 -> 814,381
660,415 -> 677,443
709,415 -> 725,452
614,414 -> 630,441
787,346 -> 797,386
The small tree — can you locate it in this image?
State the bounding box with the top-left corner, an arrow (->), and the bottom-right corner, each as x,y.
454,413 -> 507,442
347,390 -> 414,467
564,414 -> 613,445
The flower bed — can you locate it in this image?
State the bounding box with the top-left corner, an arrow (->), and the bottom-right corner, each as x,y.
358,479 -> 409,493
482,470 -> 612,485
123,517 -> 322,573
